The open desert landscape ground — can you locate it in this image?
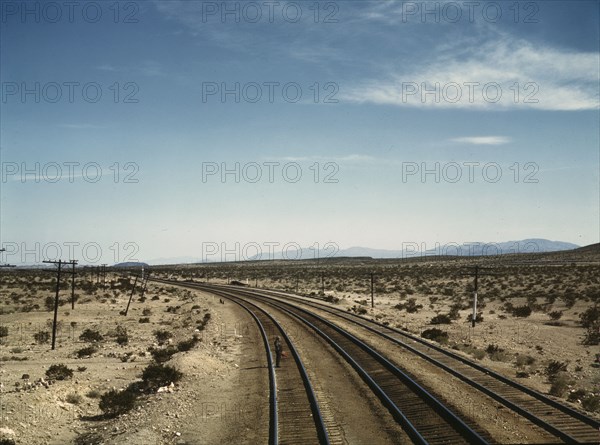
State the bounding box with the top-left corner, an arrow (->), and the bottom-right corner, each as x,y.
0,245 -> 598,444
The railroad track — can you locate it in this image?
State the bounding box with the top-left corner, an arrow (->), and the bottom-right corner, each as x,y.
219,292 -> 329,445
157,279 -> 490,445
219,283 -> 600,444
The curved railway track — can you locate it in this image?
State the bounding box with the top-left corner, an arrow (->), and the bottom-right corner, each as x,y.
156,278 -> 600,444
158,279 -> 490,444
224,293 -> 329,445
222,283 -> 600,444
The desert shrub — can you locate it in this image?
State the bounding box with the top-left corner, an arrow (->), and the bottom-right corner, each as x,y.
46,364 -> 74,380
472,349 -> 486,359
177,336 -> 200,352
448,304 -> 461,320
516,371 -> 530,378
490,350 -> 511,362
66,392 -> 83,404
546,360 -> 568,381
139,317 -> 150,323
549,372 -> 571,397
582,395 -> 600,412
350,305 -> 368,315
45,296 -> 55,311
0,439 -> 16,445
99,389 -> 137,417
442,288 -> 454,296
142,308 -> 152,316
0,326 -> 8,338
430,314 -> 451,325
583,326 -> 600,345
485,344 -> 510,361
115,325 -> 129,345
76,346 -> 98,358
563,293 -> 577,309
421,328 -> 448,343
325,295 -> 340,303
141,363 -> 182,391
486,344 -> 502,354
512,305 -> 532,317
34,330 -> 50,344
153,329 -> 172,345
79,329 -> 103,343
515,354 -> 536,367
579,306 -> 599,328
548,311 -> 563,321
150,346 -> 178,363
86,389 -> 102,398
395,298 -> 423,313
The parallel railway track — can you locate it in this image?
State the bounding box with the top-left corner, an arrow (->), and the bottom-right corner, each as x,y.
221,283 -> 600,444
156,278 -> 600,443
157,279 -> 490,444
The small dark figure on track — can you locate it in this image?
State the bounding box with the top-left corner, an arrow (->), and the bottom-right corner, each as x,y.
274,336 -> 283,368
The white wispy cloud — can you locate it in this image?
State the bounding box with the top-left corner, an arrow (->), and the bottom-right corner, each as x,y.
450,136 -> 511,146
344,34 -> 599,111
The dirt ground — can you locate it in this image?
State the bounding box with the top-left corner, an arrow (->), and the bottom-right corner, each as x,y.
0,278 -> 268,445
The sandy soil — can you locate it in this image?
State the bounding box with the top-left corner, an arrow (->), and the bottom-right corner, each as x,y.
0,277 -> 268,445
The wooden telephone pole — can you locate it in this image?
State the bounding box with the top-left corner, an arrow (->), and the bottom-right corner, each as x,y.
123,268 -> 150,316
370,272 -> 375,308
43,259 -> 77,350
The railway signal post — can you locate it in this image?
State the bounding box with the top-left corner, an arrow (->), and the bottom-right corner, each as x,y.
461,265 -> 495,332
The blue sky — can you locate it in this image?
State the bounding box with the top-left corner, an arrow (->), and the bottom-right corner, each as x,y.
0,1 -> 598,264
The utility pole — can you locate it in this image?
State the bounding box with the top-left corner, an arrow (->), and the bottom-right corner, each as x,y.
57,261 -> 77,310
123,275 -> 138,316
71,261 -> 77,309
370,272 -> 375,308
139,269 -> 150,301
43,259 -> 77,350
101,264 -> 107,289
473,265 -> 479,328
320,272 -> 325,295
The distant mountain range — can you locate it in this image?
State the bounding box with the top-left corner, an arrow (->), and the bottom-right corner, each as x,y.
2,239 -> 583,267
140,238 -> 580,265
